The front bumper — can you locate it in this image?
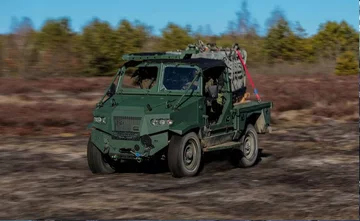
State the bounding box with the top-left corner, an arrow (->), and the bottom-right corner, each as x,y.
90,128 -> 168,159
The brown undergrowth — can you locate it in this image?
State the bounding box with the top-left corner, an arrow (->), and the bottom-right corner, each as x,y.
0,73 -> 357,136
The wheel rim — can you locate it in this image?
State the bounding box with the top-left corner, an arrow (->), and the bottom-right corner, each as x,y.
243,131 -> 256,160
183,139 -> 198,171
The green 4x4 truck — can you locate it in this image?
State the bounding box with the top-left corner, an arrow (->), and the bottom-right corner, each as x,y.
87,42 -> 273,178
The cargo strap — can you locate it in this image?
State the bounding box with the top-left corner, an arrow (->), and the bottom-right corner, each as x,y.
235,50 -> 261,102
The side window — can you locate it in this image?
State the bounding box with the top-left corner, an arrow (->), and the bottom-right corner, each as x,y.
161,66 -> 199,91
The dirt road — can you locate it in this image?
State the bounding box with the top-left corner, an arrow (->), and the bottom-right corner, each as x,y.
0,121 -> 358,220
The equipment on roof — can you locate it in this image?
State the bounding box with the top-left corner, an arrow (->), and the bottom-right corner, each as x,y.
122,40 -> 260,103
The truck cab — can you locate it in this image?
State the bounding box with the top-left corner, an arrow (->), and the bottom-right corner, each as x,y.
87,44 -> 272,178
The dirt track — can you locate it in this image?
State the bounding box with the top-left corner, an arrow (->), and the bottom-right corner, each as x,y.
0,121 -> 358,220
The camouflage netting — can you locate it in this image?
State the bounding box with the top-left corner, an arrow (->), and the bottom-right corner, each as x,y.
190,40 -> 247,94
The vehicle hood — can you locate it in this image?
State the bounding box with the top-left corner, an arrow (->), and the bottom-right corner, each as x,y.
111,94 -> 180,113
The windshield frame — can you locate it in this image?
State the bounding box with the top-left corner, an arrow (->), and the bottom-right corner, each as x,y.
158,64 -> 202,95
116,63 -> 161,94
116,62 -> 203,96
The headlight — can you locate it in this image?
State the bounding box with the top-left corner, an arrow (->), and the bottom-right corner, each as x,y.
94,116 -> 106,124
150,118 -> 173,126
94,117 -> 102,123
159,119 -> 166,125
150,119 -> 159,126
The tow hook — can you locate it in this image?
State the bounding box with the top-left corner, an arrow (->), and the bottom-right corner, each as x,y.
130,151 -> 143,163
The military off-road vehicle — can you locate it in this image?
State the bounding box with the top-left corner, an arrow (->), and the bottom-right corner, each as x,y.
87,41 -> 272,178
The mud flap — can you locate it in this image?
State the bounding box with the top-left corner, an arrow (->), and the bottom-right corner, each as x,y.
255,111 -> 267,134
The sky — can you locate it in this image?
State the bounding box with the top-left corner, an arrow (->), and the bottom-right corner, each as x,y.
0,0 -> 358,36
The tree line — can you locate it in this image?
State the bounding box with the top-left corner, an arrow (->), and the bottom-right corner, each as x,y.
0,1 -> 358,77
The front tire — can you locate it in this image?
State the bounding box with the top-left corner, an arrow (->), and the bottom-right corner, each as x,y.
87,137 -> 116,174
168,132 -> 202,178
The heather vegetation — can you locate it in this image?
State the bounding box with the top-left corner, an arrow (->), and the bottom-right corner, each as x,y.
0,1 -> 358,77
0,3 -> 358,218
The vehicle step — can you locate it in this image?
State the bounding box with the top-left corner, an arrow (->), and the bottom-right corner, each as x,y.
203,141 -> 240,152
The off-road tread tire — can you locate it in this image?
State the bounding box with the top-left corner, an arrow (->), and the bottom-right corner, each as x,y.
230,124 -> 259,168
168,132 -> 202,178
238,124 -> 259,168
87,137 -> 115,174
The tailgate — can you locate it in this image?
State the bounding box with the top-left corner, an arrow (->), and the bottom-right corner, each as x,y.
233,101 -> 273,133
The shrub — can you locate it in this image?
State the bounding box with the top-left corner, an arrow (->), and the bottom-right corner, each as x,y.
334,51 -> 358,76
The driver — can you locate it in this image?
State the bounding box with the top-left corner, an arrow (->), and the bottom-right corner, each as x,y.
204,76 -> 225,122
182,69 -> 198,90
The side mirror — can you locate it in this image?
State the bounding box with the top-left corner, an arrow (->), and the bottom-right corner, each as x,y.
106,83 -> 116,97
208,85 -> 218,98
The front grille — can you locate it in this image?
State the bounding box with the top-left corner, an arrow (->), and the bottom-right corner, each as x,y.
112,131 -> 140,141
113,116 -> 141,141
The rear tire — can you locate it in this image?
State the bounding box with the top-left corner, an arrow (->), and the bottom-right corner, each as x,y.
168,132 -> 202,178
87,137 -> 116,174
231,124 -> 259,168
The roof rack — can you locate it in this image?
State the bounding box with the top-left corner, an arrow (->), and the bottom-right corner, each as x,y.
122,46 -> 199,61
121,40 -> 247,64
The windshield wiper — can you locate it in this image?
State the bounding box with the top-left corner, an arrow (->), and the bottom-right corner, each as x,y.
173,71 -> 200,110
145,98 -> 177,112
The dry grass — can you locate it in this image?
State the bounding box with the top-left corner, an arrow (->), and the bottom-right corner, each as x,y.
0,77 -> 111,95
252,73 -> 358,118
250,60 -> 337,76
0,103 -> 93,136
0,71 -> 357,136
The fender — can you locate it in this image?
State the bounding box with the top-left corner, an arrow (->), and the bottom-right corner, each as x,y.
169,122 -> 199,136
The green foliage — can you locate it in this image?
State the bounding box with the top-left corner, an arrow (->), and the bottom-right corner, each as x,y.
159,23 -> 194,51
0,8 -> 357,77
313,21 -> 358,60
263,19 -> 298,63
300,38 -> 317,63
115,20 -> 151,58
37,18 -> 72,50
263,17 -> 319,64
79,19 -> 152,76
32,17 -> 82,76
334,51 -> 358,76
265,6 -> 286,32
81,19 -> 117,76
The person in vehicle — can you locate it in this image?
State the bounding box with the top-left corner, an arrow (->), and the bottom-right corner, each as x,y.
204,75 -> 224,123
131,67 -> 158,89
181,69 -> 199,90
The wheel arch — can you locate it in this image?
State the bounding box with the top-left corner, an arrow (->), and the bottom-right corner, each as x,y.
246,110 -> 267,134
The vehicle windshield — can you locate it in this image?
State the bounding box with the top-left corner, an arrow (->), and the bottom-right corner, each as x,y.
121,65 -> 158,90
159,66 -> 199,92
